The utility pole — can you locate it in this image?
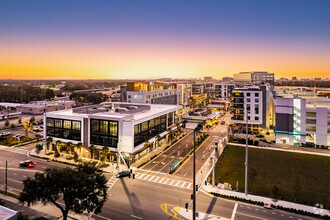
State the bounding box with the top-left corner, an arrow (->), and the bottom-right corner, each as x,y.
193,130 -> 196,220
245,101 -> 249,196
5,161 -> 8,195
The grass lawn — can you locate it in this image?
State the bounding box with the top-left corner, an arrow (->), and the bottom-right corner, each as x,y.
214,145 -> 330,209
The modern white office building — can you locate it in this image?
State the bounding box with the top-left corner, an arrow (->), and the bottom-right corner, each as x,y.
44,102 -> 181,163
275,96 -> 330,146
214,82 -> 235,101
231,84 -> 275,132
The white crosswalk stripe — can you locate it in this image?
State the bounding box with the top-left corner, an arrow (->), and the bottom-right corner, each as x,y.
134,173 -> 192,189
3,148 -> 30,155
106,175 -> 118,192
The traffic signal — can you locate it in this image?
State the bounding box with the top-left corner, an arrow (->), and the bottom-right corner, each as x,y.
185,203 -> 188,209
191,194 -> 193,200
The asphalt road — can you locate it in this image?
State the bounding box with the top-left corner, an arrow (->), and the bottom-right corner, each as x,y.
92,176 -> 315,220
0,142 -> 316,220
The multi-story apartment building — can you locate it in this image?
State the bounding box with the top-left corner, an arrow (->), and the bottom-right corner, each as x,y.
230,84 -> 274,132
176,83 -> 192,107
214,82 -> 235,101
44,102 -> 181,163
121,81 -> 178,105
234,71 -> 275,85
275,96 -> 330,146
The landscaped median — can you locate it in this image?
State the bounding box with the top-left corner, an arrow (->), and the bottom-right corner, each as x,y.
209,144 -> 330,218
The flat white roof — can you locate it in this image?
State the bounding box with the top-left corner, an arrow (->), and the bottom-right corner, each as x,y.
47,103 -> 181,121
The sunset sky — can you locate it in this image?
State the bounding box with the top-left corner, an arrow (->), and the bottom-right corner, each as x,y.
0,0 -> 330,79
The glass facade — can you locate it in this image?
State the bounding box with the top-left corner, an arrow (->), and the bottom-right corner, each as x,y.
90,119 -> 118,147
134,115 -> 166,146
46,117 -> 81,141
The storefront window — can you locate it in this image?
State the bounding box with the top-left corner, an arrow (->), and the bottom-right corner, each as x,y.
90,119 -> 118,148
46,117 -> 81,141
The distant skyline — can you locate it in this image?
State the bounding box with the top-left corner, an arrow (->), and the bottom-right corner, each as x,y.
1,0 -> 330,79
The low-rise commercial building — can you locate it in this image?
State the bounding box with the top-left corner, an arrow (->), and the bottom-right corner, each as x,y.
234,71 -> 274,85
44,102 -> 181,163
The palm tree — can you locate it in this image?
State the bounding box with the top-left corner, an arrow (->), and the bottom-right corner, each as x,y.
66,142 -> 73,155
88,144 -> 96,160
76,142 -> 83,158
101,146 -> 109,163
46,137 -> 53,152
55,140 -> 62,153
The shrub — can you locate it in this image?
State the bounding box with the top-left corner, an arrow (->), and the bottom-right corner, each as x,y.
266,131 -> 270,135
254,140 -> 259,146
47,152 -> 54,155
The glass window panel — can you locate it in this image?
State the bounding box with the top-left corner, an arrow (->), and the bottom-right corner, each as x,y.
91,120 -> 99,132
149,119 -> 155,128
72,121 -> 81,130
141,121 -> 148,132
134,124 -> 139,135
55,119 -> 62,128
63,120 -> 71,129
46,118 -> 54,127
99,120 -> 108,134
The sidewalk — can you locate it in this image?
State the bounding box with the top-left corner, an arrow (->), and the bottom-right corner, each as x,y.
203,185 -> 330,217
0,193 -> 61,219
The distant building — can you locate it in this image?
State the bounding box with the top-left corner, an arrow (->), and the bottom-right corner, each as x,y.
213,82 -> 235,101
292,77 -> 297,81
274,96 -> 330,146
123,81 -> 178,105
231,84 -> 275,132
204,76 -> 214,82
233,71 -> 275,85
314,78 -> 321,81
222,77 -> 233,82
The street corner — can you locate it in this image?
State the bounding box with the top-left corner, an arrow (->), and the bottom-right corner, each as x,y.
160,203 -> 184,220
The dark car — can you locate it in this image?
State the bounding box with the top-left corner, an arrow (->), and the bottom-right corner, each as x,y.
221,121 -> 225,124
116,170 -> 130,178
256,134 -> 265,138
35,133 -> 43,138
20,160 -> 36,168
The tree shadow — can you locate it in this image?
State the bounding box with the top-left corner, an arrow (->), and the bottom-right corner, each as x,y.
119,178 -> 143,216
205,196 -> 217,214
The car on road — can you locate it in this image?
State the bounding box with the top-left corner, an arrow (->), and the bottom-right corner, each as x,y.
220,120 -> 225,124
264,204 -> 273,209
20,160 -> 36,168
256,134 -> 265,138
0,131 -> 11,137
33,126 -> 43,132
116,170 -> 130,178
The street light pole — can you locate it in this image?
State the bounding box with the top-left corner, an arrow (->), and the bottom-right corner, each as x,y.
193,129 -> 196,220
245,100 -> 249,196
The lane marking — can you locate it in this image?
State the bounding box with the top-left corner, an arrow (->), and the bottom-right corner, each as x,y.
153,177 -> 160,182
181,182 -> 187,188
231,203 -> 238,220
149,176 -> 155,181
130,215 -> 143,219
138,174 -> 145,179
169,180 -> 175,185
175,181 -> 180,187
236,212 -> 267,220
143,175 -> 150,180
159,178 -> 165,183
163,179 -> 169,184
186,183 -> 192,189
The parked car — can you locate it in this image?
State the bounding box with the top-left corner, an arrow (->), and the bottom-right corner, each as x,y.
33,126 -> 43,132
13,134 -> 25,139
256,134 -> 265,138
0,131 -> 11,137
116,170 -> 130,178
20,160 -> 36,168
35,133 -> 43,138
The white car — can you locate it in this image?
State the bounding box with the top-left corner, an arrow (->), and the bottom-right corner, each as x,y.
0,131 -> 11,137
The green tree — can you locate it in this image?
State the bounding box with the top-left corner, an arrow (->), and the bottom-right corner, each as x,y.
46,137 -> 53,152
76,142 -> 83,158
35,143 -> 43,154
89,145 -> 96,160
101,146 -> 109,163
66,142 -> 73,155
5,118 -> 10,127
45,89 -> 55,100
55,140 -> 62,153
29,116 -> 35,124
271,184 -> 280,203
156,135 -> 162,148
19,163 -> 108,220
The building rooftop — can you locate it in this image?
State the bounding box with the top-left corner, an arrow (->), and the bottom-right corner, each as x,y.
47,102 -> 181,121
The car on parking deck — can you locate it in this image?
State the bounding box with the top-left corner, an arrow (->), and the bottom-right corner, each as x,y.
0,132 -> 11,137
116,170 -> 130,178
20,160 -> 36,168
